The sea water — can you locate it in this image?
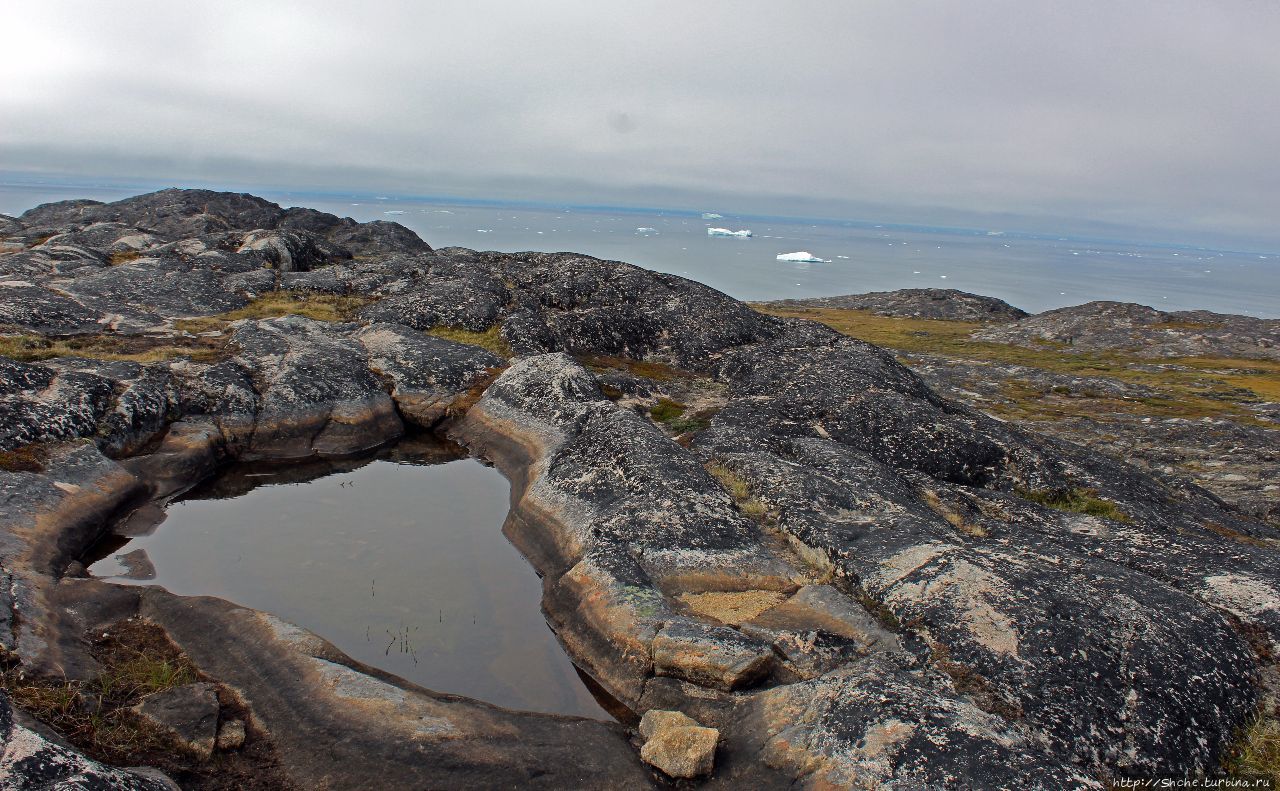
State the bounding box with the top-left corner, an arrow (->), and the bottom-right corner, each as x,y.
2,182 -> 1276,316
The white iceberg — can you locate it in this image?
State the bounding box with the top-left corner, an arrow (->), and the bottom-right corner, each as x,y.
635,227 -> 658,234
776,251 -> 830,263
707,227 -> 752,238
383,210 -> 405,215
701,212 -> 723,220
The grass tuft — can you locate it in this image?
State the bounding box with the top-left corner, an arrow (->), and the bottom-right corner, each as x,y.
174,291 -> 374,333
706,461 -> 769,521
1016,487 -> 1130,522
427,325 -> 512,358
752,304 -> 1280,425
578,354 -> 694,383
0,333 -> 225,364
0,619 -> 200,764
1226,712 -> 1280,785
108,250 -> 144,266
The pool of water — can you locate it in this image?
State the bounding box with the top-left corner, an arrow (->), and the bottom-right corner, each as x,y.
87,439 -> 609,719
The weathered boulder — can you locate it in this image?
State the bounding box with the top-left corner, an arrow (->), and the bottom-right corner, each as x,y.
637,710 -> 719,779
354,322 -> 504,427
228,316 -> 404,459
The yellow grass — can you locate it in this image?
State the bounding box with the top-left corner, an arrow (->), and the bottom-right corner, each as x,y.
754,305 -> 1279,424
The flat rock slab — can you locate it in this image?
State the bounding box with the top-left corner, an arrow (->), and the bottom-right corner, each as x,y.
652,620 -> 775,691
133,682 -> 220,760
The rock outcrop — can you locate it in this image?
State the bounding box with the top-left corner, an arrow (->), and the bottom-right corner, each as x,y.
772,287 -> 1029,322
975,300 -> 1280,361
1,190 -> 1277,788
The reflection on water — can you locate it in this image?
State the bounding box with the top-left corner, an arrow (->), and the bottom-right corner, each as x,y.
88,438 -> 609,719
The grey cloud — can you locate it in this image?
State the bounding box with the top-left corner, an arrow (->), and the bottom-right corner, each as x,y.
2,1 -> 1278,245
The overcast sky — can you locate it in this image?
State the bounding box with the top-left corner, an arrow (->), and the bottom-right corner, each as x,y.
3,1 -> 1279,246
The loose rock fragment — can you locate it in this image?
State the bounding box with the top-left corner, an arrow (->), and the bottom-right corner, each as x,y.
637,709 -> 719,779
132,682 -> 220,760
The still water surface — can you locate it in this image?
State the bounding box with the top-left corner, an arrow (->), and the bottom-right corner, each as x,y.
89,446 -> 608,719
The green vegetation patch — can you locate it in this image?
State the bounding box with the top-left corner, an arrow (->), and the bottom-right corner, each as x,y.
665,411 -> 717,435
1226,712 -> 1280,786
174,290 -> 375,333
753,305 -> 1280,425
1,619 -> 199,764
578,354 -> 695,383
427,324 -> 512,358
108,250 -> 144,266
649,398 -> 717,436
706,461 -> 769,521
0,332 -> 226,364
649,397 -> 686,423
1016,487 -> 1130,522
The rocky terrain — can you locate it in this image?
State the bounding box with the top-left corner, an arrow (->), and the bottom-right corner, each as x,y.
769,288 -> 1030,322
765,293 -> 1280,526
1,189 -> 1278,788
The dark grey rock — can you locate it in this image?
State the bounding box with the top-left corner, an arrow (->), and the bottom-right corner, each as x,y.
0,283 -> 103,334
132,682 -> 220,760
0,359 -> 115,452
228,316 -> 403,458
354,323 -> 503,427
975,300 -> 1280,361
769,287 -> 1029,321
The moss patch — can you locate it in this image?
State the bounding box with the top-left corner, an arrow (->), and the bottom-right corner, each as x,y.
753,305 -> 1280,426
174,291 -> 375,333
108,250 -> 144,266
0,443 -> 47,472
2,618 -> 295,788
578,354 -> 694,383
0,332 -> 226,364
426,325 -> 512,358
649,397 -> 686,423
1016,487 -> 1130,522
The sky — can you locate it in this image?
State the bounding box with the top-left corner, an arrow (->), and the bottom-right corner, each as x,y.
3,1 -> 1279,248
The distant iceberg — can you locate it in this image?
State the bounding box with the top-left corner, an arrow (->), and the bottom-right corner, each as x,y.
707,227 -> 752,238
383,210 -> 405,215
702,212 -> 723,220
776,251 -> 830,263
635,227 -> 658,234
